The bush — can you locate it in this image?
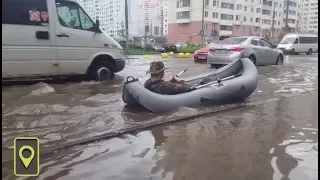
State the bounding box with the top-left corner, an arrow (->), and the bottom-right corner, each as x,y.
177,45 -> 202,53
124,48 -> 159,55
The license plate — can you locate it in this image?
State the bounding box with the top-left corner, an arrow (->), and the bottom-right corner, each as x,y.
198,55 -> 206,59
215,50 -> 227,54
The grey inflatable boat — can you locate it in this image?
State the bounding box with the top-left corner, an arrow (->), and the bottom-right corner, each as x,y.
122,58 -> 258,112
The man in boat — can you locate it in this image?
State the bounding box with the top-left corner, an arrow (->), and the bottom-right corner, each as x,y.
144,61 -> 191,95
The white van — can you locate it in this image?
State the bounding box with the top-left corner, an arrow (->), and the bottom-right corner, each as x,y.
277,34 -> 318,55
2,0 -> 125,81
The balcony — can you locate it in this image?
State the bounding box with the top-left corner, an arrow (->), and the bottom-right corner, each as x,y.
177,6 -> 190,12
220,0 -> 235,3
176,0 -> 190,8
262,0 -> 272,11
176,11 -> 190,23
177,18 -> 190,24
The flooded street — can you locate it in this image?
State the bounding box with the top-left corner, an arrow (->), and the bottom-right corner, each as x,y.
2,54 -> 318,180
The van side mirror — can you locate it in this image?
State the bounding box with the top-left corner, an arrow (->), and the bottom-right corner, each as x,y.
95,19 -> 101,33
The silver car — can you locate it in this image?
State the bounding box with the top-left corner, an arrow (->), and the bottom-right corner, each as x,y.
207,36 -> 284,68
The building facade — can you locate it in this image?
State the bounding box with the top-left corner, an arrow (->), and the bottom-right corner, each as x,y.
168,0 -> 302,44
137,0 -> 168,36
300,0 -> 318,33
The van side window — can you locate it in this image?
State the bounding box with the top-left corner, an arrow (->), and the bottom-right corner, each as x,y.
56,0 -> 94,31
2,0 -> 49,26
300,37 -> 318,44
293,38 -> 298,44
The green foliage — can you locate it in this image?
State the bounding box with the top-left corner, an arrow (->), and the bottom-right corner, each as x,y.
124,48 -> 159,55
177,45 -> 202,53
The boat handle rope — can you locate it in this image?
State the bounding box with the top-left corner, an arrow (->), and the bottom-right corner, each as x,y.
126,76 -> 136,82
191,73 -> 242,90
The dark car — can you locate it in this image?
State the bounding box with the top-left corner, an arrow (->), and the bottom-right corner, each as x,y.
159,43 -> 178,53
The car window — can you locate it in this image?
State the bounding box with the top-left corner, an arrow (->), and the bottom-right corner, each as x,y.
206,43 -> 216,48
251,38 -> 264,46
260,38 -> 273,48
251,39 -> 259,46
220,37 -> 248,44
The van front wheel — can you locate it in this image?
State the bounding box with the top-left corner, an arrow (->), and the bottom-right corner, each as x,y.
90,62 -> 115,81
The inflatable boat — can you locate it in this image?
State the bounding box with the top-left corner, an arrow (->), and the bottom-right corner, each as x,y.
122,58 -> 258,112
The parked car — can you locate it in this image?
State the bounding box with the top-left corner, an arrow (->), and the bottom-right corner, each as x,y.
207,36 -> 284,68
159,43 -> 178,53
193,43 -> 216,62
277,34 -> 318,55
2,0 -> 125,82
175,42 -> 187,48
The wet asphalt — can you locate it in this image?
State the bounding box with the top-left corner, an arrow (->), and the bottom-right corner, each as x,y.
2,54 -> 318,180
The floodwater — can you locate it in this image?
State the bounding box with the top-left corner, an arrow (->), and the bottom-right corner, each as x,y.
2,54 -> 318,180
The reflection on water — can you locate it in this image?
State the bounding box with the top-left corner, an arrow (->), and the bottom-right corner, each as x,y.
2,90 -> 317,180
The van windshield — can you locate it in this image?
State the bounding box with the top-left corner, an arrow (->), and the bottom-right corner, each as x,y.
279,37 -> 296,44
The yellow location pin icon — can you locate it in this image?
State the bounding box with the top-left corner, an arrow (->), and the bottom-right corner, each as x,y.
19,145 -> 35,168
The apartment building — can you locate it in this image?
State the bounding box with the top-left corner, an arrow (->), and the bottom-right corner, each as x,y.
138,0 -> 168,36
168,0 -> 302,44
300,0 -> 318,33
77,0 -> 139,40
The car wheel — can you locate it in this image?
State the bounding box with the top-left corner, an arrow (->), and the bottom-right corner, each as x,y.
249,55 -> 256,65
276,55 -> 284,65
306,49 -> 312,55
89,61 -> 114,82
290,49 -> 297,55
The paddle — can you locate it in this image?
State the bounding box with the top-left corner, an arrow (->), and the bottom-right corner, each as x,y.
191,73 -> 242,90
176,69 -> 188,77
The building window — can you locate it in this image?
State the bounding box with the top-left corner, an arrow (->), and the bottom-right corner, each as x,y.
212,23 -> 218,29
236,4 -> 242,10
235,15 -> 241,21
251,7 -> 254,12
256,18 -> 260,23
212,12 -> 219,18
220,25 -> 233,31
176,11 -> 190,19
213,0 -> 219,7
205,11 -> 208,17
205,0 -> 209,6
250,17 -> 253,22
256,8 -> 261,13
221,3 -> 234,10
262,19 -> 271,25
220,14 -> 233,20
176,0 -> 191,8
262,10 -> 270,15
243,16 -> 247,22
244,6 -> 247,12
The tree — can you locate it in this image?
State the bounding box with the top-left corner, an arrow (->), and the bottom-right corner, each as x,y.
117,21 -> 126,41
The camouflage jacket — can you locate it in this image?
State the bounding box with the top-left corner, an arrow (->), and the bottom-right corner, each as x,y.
144,79 -> 191,95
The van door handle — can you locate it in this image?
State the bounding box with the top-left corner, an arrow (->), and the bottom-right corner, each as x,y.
57,33 -> 69,37
36,31 -> 49,40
